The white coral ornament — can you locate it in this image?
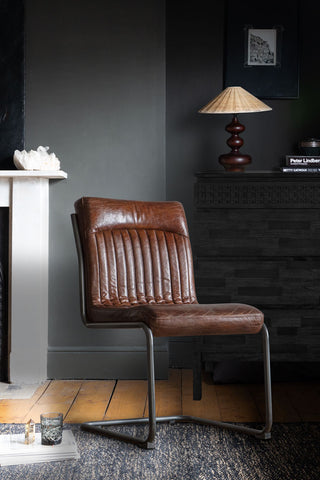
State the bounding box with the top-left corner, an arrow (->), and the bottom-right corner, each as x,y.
13,146 -> 61,171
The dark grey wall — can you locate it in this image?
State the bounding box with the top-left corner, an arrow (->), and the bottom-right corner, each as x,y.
166,0 -> 225,221
25,0 -> 320,378
25,0 -> 166,378
166,0 -> 320,224
166,0 -> 320,368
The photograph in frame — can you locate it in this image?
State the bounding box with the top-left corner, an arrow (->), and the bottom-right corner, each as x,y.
247,29 -> 277,66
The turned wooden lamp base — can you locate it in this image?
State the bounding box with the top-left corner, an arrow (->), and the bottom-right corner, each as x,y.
219,114 -> 251,172
219,153 -> 251,172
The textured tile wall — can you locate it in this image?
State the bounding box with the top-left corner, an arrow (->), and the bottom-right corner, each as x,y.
169,173 -> 320,369
193,174 -> 320,364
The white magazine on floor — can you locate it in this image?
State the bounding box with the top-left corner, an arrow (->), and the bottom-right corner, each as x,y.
0,430 -> 80,466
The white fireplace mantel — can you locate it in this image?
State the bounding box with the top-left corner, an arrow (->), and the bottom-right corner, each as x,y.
0,171 -> 67,384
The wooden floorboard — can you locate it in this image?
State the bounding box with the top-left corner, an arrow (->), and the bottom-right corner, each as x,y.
282,382 -> 320,422
182,370 -> 222,421
215,384 -> 262,423
262,383 -> 302,423
65,380 -> 115,424
145,368 -> 182,418
0,381 -> 50,424
105,380 -> 148,420
24,380 -> 82,423
0,371 -> 319,424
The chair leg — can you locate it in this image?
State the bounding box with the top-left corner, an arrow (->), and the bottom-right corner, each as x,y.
193,336 -> 203,400
157,324 -> 272,440
82,324 -> 273,449
81,324 -> 157,449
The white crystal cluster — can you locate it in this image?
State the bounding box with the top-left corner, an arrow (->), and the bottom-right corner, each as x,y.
13,146 -> 60,171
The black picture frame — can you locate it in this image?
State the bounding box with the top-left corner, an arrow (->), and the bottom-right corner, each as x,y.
224,0 -> 300,99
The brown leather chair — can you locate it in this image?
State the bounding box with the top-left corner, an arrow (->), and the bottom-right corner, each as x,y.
72,197 -> 272,449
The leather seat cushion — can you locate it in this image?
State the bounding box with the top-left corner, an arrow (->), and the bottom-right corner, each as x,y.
87,303 -> 263,337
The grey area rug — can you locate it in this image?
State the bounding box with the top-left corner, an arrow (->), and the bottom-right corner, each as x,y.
0,423 -> 319,480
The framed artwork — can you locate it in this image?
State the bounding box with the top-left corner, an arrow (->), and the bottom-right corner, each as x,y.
224,0 -> 300,99
246,28 -> 278,66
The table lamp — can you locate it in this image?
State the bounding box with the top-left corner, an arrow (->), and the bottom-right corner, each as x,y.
199,86 -> 272,172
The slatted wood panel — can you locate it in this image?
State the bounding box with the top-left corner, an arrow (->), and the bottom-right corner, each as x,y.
0,371 -> 319,424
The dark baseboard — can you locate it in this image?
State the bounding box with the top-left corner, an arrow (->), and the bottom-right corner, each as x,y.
47,347 -> 169,380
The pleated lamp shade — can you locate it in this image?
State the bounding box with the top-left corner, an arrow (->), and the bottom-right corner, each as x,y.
199,86 -> 272,114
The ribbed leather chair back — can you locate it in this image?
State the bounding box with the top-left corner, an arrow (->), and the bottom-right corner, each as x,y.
75,197 -> 198,308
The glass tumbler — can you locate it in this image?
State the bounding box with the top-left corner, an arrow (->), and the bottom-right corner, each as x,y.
40,412 -> 63,445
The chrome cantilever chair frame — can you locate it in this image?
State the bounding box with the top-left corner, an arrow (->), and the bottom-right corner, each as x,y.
72,214 -> 273,449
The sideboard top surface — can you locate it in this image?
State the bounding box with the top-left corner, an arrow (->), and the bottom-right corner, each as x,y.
195,170 -> 320,183
194,171 -> 320,208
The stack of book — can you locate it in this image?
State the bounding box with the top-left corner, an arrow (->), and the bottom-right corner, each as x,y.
281,155 -> 320,173
0,430 -> 80,466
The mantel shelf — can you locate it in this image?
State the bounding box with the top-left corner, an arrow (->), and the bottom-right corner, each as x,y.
0,170 -> 68,179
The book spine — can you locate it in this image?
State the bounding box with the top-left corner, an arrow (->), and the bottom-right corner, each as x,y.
285,155 -> 320,166
281,167 -> 320,173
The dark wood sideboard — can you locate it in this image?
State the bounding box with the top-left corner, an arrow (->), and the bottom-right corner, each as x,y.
193,171 -> 320,381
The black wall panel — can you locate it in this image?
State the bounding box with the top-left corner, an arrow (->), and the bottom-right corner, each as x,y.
0,0 -> 24,169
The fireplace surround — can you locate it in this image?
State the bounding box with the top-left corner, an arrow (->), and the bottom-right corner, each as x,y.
0,170 -> 67,384
0,208 -> 8,381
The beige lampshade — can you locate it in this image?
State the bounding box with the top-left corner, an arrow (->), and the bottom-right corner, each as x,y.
199,86 -> 272,114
